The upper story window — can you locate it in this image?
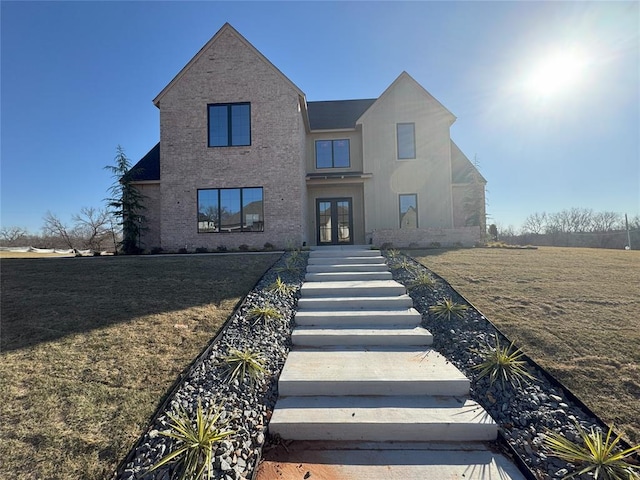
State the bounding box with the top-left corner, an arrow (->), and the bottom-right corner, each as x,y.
198,187 -> 263,233
316,139 -> 350,169
397,123 -> 415,159
399,194 -> 418,228
208,103 -> 251,147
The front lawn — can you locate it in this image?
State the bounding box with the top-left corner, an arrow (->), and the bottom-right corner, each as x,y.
0,253 -> 280,479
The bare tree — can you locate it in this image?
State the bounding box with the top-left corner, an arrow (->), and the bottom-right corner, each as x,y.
42,212 -> 75,249
72,207 -> 111,251
0,226 -> 29,245
521,212 -> 547,234
567,207 -> 593,233
591,211 -> 622,232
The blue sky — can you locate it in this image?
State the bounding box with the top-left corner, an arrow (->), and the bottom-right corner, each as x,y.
1,1 -> 638,234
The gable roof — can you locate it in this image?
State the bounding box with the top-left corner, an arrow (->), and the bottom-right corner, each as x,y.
451,140 -> 486,184
153,23 -> 305,107
127,143 -> 160,182
307,99 -> 376,130
356,71 -> 456,125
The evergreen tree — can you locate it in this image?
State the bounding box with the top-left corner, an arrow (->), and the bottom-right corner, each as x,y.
105,146 -> 146,254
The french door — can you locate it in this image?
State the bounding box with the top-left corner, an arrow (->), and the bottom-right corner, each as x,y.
316,198 -> 353,245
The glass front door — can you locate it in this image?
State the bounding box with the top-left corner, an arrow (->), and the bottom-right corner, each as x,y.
316,198 -> 353,245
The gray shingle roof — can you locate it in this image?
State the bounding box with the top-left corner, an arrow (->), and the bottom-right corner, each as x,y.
127,143 -> 160,182
307,99 -> 376,130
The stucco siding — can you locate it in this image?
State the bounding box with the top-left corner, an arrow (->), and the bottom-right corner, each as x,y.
360,75 -> 455,234
306,130 -> 364,174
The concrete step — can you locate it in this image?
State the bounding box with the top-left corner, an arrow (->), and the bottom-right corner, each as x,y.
298,295 -> 414,311
255,442 -> 526,480
269,395 -> 496,442
305,271 -> 393,282
278,348 -> 469,397
294,309 -> 422,327
301,280 -> 406,298
310,248 -> 381,257
309,256 -> 386,265
307,263 -> 389,273
292,326 -> 433,347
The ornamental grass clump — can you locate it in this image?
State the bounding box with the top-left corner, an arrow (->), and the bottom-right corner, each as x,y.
267,276 -> 296,295
410,272 -> 436,289
428,297 -> 467,320
149,400 -> 236,480
472,337 -> 536,388
246,305 -> 283,326
544,422 -> 640,480
221,348 -> 266,385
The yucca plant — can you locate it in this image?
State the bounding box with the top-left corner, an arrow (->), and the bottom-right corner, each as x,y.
410,272 -> 436,289
149,400 -> 236,480
391,257 -> 412,271
544,422 -> 640,480
276,257 -> 301,274
472,337 -> 536,388
428,297 -> 467,320
386,249 -> 400,259
246,305 -> 283,325
221,348 -> 266,385
267,276 -> 296,295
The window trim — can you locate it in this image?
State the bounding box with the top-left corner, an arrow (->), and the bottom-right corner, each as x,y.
207,102 -> 251,147
197,186 -> 264,233
315,139 -> 351,169
396,123 -> 416,160
399,193 -> 418,229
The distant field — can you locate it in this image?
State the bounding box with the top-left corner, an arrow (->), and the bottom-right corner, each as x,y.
0,250 -> 75,258
409,246 -> 640,445
0,253 -> 280,480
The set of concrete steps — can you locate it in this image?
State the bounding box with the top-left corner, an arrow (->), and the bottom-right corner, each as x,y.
264,246 -> 524,479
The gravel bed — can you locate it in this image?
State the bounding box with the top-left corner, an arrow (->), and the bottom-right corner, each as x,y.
385,251 -> 630,480
115,251 -> 307,480
116,249 -> 633,480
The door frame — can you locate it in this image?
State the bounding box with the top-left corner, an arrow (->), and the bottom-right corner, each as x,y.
316,197 -> 354,245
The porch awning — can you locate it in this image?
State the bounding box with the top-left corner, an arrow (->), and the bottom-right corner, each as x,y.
306,172 -> 373,185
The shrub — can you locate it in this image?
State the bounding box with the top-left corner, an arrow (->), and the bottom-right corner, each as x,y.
216,245 -> 227,252
263,242 -> 275,251
239,244 -> 250,252
267,276 -> 296,295
195,247 -> 209,254
246,305 -> 283,325
221,348 -> 266,385
408,242 -> 419,249
410,272 -> 436,289
429,298 -> 467,320
472,338 -> 536,388
427,241 -> 441,249
178,247 -> 188,254
150,246 -> 163,255
544,422 -> 640,480
148,399 -> 236,480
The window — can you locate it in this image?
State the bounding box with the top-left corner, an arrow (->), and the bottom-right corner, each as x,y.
397,123 -> 415,159
399,194 -> 418,229
198,187 -> 263,233
208,103 -> 251,147
315,139 -> 350,168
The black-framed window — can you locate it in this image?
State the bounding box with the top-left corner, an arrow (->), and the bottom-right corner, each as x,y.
399,194 -> 418,229
397,123 -> 415,159
315,139 -> 350,168
198,187 -> 263,233
208,103 -> 251,147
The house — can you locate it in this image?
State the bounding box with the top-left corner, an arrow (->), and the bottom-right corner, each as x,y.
129,23 -> 486,251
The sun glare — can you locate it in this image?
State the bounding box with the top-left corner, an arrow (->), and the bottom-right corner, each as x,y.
526,48 -> 589,97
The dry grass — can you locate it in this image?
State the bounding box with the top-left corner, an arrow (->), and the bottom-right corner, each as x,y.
0,250 -> 75,258
409,246 -> 640,445
0,253 -> 280,480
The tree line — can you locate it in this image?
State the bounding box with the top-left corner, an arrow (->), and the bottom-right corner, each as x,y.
0,146 -> 145,254
494,208 -> 639,250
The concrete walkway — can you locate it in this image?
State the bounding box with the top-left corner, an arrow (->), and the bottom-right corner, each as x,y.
258,246 -> 525,479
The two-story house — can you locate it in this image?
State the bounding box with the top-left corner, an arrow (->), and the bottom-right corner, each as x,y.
129,23 -> 486,251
